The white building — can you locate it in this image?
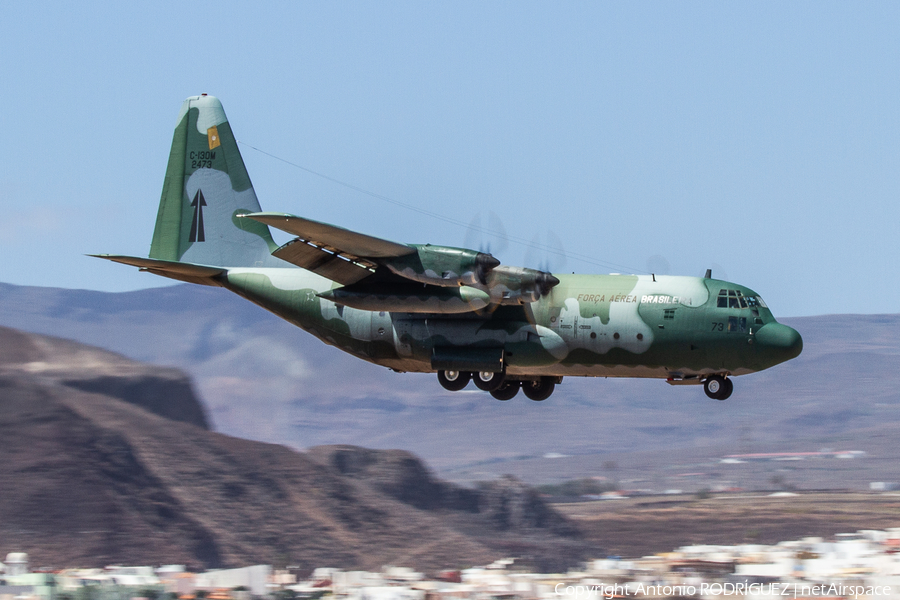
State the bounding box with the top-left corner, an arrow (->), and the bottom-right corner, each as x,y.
3,554 -> 27,577
195,565 -> 270,597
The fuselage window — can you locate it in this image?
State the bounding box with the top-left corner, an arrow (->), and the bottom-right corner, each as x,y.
664,308 -> 676,320
728,316 -> 747,332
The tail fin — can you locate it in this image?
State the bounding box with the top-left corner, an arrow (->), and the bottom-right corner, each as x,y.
149,95 -> 281,268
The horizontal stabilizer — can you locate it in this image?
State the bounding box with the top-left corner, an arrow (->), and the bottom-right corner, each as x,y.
239,213 -> 415,258
90,255 -> 225,286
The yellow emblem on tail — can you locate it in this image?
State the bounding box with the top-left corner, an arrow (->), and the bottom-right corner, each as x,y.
207,126 -> 221,150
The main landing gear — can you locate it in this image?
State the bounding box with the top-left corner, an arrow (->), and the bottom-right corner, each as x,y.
490,380 -> 520,401
521,378 -> 555,401
436,370 -> 470,391
473,371 -> 505,392
437,370 -> 558,401
704,375 -> 733,401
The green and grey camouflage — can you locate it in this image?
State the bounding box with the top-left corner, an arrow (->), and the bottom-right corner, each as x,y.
95,95 -> 802,402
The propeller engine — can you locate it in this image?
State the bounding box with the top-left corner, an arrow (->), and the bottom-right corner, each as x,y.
382,244 -> 501,288
482,266 -> 560,305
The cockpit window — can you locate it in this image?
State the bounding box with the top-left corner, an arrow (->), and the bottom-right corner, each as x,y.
717,289 -> 767,309
717,289 -> 735,308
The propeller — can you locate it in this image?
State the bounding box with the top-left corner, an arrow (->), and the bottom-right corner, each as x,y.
463,211 -> 562,299
646,255 -> 671,276
523,231 -> 567,275
534,270 -> 560,297
474,252 -> 501,285
464,212 -> 509,257
465,212 -> 567,274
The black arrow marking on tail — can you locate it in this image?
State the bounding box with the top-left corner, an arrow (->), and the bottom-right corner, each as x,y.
189,189 -> 207,242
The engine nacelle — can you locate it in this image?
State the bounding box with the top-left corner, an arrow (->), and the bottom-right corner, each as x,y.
484,266 -> 561,305
318,283 -> 491,314
382,244 -> 500,287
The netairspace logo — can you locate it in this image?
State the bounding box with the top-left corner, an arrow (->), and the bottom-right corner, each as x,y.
554,582 -> 893,599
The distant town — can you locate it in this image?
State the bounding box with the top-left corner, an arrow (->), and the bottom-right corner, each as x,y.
4,525 -> 900,600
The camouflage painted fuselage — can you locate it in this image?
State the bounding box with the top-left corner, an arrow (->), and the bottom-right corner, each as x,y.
96,95 -> 802,396
222,267 -> 801,379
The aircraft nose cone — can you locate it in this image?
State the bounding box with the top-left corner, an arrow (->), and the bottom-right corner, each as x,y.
755,323 -> 803,362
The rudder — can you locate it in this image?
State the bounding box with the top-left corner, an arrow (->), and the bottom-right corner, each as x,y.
150,95 -> 281,267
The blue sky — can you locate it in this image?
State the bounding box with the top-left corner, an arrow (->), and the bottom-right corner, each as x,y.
2,2 -> 898,317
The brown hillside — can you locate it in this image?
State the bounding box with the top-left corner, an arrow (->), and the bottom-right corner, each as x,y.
0,328 -> 589,572
0,325 -> 209,430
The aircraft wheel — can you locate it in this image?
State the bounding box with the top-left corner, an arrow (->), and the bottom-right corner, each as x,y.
473,370 -> 505,392
719,377 -> 734,400
490,381 -> 520,401
522,377 -> 555,401
704,375 -> 730,400
437,370 -> 470,391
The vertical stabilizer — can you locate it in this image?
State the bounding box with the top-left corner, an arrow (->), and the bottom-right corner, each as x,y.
150,95 -> 281,267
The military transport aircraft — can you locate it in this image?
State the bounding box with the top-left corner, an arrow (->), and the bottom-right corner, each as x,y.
94,95 -> 802,401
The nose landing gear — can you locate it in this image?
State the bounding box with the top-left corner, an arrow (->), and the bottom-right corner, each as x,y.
704,375 -> 733,400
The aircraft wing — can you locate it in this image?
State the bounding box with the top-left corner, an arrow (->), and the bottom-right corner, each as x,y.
90,255 -> 225,286
239,212 -> 558,302
240,212 -> 415,285
240,213 -> 414,257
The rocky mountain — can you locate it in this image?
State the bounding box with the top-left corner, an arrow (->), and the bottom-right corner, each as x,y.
0,326 -> 209,429
308,445 -> 581,559
0,326 -> 588,571
1,281 -> 898,487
